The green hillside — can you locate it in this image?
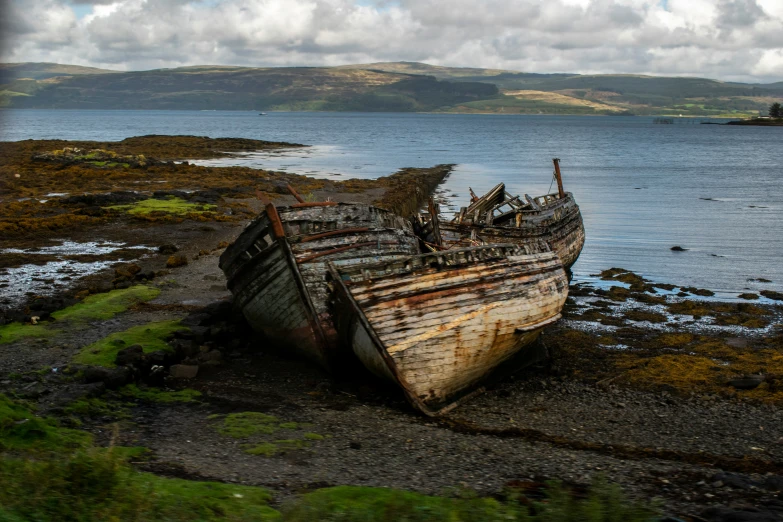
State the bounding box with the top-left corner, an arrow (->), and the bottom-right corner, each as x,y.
1,61 -> 781,116
0,65 -> 497,111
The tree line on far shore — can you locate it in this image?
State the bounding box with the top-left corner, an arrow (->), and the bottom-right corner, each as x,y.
770,102 -> 782,118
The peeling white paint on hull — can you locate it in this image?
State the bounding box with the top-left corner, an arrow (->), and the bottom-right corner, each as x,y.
330,244 -> 569,415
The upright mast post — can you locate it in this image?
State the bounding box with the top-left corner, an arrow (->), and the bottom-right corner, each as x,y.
552,158 -> 565,199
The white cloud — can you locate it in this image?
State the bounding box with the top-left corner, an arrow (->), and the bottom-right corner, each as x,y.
1,0 -> 781,82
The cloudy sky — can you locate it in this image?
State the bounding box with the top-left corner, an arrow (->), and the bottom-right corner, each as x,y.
2,0 -> 782,83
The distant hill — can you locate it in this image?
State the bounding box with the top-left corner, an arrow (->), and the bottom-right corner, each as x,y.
0,62 -> 117,82
1,61 -> 781,117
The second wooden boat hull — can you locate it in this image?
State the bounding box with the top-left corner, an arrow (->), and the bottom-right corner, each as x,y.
329,244 -> 568,415
438,193 -> 585,269
220,203 -> 420,368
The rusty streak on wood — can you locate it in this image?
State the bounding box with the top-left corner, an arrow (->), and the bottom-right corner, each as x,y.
300,227 -> 370,243
265,203 -> 285,239
286,183 -> 306,203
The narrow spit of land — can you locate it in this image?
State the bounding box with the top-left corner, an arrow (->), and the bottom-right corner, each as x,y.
0,136 -> 782,521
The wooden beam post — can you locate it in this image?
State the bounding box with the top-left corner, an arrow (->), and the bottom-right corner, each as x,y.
553,158 -> 565,199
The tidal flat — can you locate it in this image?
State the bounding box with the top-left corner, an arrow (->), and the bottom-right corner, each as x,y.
1,135 -> 782,521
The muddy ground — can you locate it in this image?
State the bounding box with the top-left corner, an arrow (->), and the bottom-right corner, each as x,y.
1,136 -> 782,521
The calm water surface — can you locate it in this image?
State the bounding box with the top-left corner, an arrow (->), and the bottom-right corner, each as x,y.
2,110 -> 781,296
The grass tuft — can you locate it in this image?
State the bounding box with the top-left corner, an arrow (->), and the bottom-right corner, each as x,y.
53,285 -> 160,323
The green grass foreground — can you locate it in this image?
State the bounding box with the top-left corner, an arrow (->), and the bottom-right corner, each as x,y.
0,286 -> 160,345
0,394 -> 659,521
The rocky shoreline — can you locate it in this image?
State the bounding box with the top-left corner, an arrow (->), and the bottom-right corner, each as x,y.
1,136 -> 782,521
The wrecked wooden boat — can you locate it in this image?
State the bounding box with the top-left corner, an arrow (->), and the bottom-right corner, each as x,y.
219,202 -> 419,368
417,159 -> 585,269
328,244 -> 569,415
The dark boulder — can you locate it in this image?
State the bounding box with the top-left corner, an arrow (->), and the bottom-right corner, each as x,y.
81,366 -> 132,389
181,314 -> 210,327
202,300 -> 233,321
157,244 -> 179,255
728,375 -> 764,390
115,344 -> 145,366
169,364 -> 199,379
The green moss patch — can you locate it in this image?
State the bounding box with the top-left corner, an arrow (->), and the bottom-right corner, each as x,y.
214,412 -> 279,438
107,197 -> 216,216
274,439 -> 309,451
245,443 -> 279,457
0,394 -> 279,521
73,320 -> 185,367
282,481 -> 656,522
53,285 -> 160,323
0,449 -> 279,522
0,286 -> 160,345
211,412 -> 327,457
0,394 -> 92,452
0,322 -> 59,345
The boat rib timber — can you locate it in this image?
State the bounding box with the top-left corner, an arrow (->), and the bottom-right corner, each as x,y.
328,244 -> 569,416
219,202 -> 420,368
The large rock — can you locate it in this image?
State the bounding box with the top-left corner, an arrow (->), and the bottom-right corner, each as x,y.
203,300 -> 233,321
169,364 -> 198,379
82,366 -> 132,389
158,244 -> 179,255
116,344 -> 145,366
166,254 -> 188,268
728,375 -> 764,390
52,383 -> 106,405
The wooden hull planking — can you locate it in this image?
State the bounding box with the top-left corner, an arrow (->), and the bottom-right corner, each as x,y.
220,203 -> 420,368
329,244 -> 569,415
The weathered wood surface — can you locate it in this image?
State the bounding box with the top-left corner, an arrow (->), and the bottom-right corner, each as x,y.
219,203 -> 420,368
329,244 -> 569,415
425,191 -> 585,269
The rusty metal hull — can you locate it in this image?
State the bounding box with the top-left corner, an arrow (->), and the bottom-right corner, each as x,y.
329,244 -> 569,415
438,192 -> 585,269
220,203 -> 420,368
